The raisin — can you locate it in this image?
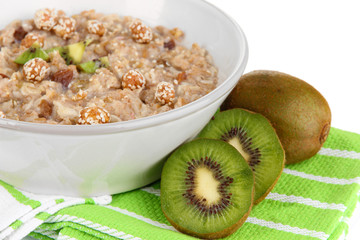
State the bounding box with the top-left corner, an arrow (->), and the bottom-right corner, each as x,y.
164,38 -> 176,50
14,26 -> 28,41
38,99 -> 53,118
176,71 -> 187,83
51,69 -> 74,87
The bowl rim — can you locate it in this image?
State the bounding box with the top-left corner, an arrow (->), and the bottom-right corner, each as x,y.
0,0 -> 248,135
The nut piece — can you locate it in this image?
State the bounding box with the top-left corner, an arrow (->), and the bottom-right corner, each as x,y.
23,58 -> 50,82
155,82 -> 175,105
72,89 -> 87,101
38,99 -> 53,119
122,70 -> 146,90
34,8 -> 57,31
21,33 -> 45,48
0,73 -> 9,79
169,27 -> 184,39
0,111 -> 6,119
176,71 -> 187,83
87,20 -> 105,36
78,106 -> 110,125
129,20 -> 153,43
54,17 -> 76,39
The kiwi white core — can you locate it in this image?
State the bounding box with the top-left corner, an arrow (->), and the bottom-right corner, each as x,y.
228,137 -> 250,162
194,167 -> 220,205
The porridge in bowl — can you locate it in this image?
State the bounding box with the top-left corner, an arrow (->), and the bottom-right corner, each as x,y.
0,9 -> 218,125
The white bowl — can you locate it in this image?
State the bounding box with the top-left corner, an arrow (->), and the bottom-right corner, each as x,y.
0,0 -> 248,197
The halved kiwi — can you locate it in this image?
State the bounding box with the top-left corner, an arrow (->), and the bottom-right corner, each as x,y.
198,109 -> 285,204
161,139 -> 254,239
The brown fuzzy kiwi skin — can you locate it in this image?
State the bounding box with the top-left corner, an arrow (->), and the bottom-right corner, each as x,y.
161,178 -> 255,239
222,70 -> 331,164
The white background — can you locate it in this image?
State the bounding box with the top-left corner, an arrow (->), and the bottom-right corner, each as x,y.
208,0 -> 360,135
207,0 -> 360,239
15,1 -> 360,240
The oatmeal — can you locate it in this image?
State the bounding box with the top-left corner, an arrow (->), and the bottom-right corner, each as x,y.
0,9 -> 218,125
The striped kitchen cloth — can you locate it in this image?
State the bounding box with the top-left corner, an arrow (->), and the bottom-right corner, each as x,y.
0,127 -> 359,240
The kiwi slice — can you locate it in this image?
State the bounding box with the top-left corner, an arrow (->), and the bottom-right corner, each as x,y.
46,39 -> 92,65
45,46 -> 63,54
66,41 -> 89,64
78,56 -> 109,73
14,43 -> 49,64
198,109 -> 285,204
161,139 -> 254,239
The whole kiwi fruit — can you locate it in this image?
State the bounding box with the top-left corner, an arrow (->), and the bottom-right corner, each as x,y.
222,70 -> 331,164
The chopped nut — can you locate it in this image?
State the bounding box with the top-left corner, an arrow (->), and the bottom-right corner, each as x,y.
51,68 -> 74,87
38,99 -> 53,118
155,82 -> 175,105
21,33 -> 45,48
72,89 -> 87,101
104,96 -> 113,103
122,70 -> 146,90
0,111 -> 6,119
54,17 -> 76,39
69,78 -> 89,93
57,10 -> 66,18
0,73 -> 9,79
34,8 -> 57,31
14,26 -> 28,41
23,58 -> 50,82
78,106 -> 110,125
129,20 -> 153,43
164,38 -> 176,50
169,27 -> 184,39
156,58 -> 170,67
87,20 -> 105,36
176,71 -> 187,83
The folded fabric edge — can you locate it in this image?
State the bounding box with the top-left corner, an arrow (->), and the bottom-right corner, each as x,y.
0,180 -> 112,240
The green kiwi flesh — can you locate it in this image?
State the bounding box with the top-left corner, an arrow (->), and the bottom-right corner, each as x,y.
14,43 -> 49,64
161,139 -> 254,239
78,57 -> 109,73
46,39 -> 92,65
66,40 -> 88,64
198,109 -> 285,204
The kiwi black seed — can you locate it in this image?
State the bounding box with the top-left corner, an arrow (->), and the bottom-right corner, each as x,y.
161,139 -> 254,239
198,109 -> 285,204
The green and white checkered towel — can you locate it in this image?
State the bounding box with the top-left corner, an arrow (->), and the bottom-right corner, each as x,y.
0,127 -> 359,240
